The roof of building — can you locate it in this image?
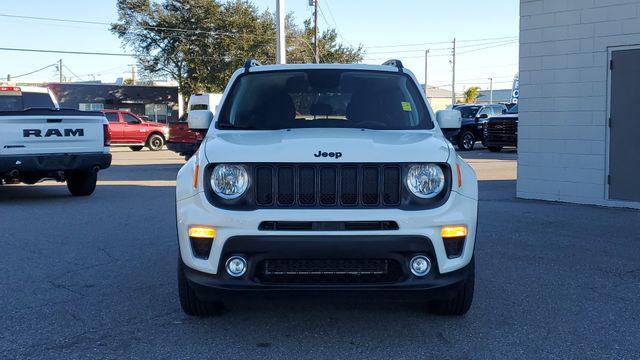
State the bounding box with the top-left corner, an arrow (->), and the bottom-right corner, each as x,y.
422,85 -> 463,99
477,89 -> 513,101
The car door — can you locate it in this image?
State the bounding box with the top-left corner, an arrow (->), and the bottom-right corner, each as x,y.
122,112 -> 145,143
104,111 -> 124,143
475,107 -> 491,133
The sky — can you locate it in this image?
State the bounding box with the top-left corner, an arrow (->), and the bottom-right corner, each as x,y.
0,0 -> 519,91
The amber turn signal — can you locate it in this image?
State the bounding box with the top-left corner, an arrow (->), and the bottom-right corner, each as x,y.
193,163 -> 200,189
441,225 -> 468,238
188,226 -> 216,239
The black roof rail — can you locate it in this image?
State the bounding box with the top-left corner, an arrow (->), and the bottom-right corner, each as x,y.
382,59 -> 404,72
244,59 -> 262,73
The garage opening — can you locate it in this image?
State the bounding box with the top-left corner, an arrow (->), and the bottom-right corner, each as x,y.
609,48 -> 640,202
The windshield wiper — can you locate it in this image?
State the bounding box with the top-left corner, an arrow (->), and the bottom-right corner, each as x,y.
217,123 -> 255,130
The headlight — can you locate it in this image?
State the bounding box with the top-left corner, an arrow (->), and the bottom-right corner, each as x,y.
211,164 -> 249,199
406,164 -> 445,199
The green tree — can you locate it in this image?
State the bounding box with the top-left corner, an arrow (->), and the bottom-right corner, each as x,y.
111,0 -> 364,101
463,87 -> 480,104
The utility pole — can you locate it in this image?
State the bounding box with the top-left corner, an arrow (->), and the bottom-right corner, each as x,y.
58,59 -> 63,83
276,0 -> 286,64
131,64 -> 136,84
451,38 -> 456,105
424,49 -> 429,97
313,0 -> 319,63
6,74 -> 10,82
488,77 -> 493,104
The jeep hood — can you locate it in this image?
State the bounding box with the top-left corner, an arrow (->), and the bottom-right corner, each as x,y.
203,128 -> 451,163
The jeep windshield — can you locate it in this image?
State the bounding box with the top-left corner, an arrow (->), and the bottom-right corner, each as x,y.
217,69 -> 434,130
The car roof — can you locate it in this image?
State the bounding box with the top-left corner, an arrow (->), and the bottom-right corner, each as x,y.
246,63 -> 404,74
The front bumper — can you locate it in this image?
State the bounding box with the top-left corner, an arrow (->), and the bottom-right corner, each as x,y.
167,141 -> 197,155
177,188 -> 477,277
0,152 -> 111,174
182,240 -> 474,301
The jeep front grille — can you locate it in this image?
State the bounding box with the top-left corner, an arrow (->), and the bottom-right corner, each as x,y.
254,164 -> 401,208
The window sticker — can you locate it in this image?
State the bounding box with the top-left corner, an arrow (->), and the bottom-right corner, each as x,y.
401,101 -> 412,111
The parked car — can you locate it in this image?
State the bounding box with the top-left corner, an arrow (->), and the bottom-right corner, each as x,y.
175,60 -> 478,317
446,104 -> 507,151
166,94 -> 221,159
482,104 -> 518,152
101,109 -> 169,151
0,85 -> 111,195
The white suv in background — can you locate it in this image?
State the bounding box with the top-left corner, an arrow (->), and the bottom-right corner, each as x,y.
175,60 -> 478,316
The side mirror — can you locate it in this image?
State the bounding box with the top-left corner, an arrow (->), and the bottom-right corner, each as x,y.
187,110 -> 213,133
478,113 -> 489,119
436,110 -> 461,129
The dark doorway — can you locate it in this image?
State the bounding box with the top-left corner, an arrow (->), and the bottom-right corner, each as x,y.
609,48 -> 640,202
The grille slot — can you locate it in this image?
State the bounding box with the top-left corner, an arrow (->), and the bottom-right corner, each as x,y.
277,167 -> 295,206
257,259 -> 403,284
253,164 -> 403,208
340,166 -> 358,206
255,167 -> 273,205
298,166 -> 316,205
362,167 -> 380,205
319,167 -> 337,206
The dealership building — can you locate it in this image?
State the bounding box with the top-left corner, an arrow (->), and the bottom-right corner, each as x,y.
518,0 -> 640,208
45,82 -> 181,123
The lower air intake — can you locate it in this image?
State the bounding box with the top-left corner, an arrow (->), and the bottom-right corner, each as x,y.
256,259 -> 403,284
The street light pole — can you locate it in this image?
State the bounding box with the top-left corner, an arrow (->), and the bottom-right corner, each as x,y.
489,77 -> 494,104
424,49 -> 429,97
451,38 -> 456,106
276,0 -> 286,64
313,0 -> 319,63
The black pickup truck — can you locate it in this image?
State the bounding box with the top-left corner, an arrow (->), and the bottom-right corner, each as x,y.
482,104 -> 518,152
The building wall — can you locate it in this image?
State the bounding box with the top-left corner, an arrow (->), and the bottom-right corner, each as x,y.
518,0 -> 640,208
428,97 -> 454,111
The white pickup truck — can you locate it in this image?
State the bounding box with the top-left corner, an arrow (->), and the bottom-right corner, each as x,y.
0,85 -> 111,196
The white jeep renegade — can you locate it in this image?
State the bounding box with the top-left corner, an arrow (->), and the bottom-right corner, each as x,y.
175,60 -> 478,316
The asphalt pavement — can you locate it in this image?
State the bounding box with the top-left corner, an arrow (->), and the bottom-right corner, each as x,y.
1,147 -> 638,359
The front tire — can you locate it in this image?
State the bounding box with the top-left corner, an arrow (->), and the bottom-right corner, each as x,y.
66,170 -> 97,196
457,131 -> 475,151
146,134 -> 165,151
428,259 -> 475,316
129,146 -> 144,151
178,257 -> 224,317
488,146 -> 503,153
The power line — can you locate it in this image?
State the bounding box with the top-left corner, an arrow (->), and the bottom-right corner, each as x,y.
62,64 -> 84,81
458,40 -> 518,55
363,36 -> 518,49
10,63 -> 58,79
321,0 -> 353,47
0,46 -> 135,57
0,13 -> 273,39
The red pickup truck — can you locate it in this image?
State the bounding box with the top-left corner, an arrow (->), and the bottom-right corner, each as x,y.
166,118 -> 202,159
102,110 -> 169,151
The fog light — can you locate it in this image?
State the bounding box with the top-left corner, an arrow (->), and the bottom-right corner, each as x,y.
409,255 -> 431,277
441,225 -> 467,238
188,226 -> 216,239
225,256 -> 247,277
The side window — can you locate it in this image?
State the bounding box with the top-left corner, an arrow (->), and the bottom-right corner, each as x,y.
122,113 -> 141,124
492,106 -> 504,115
105,112 -> 120,123
478,107 -> 490,116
